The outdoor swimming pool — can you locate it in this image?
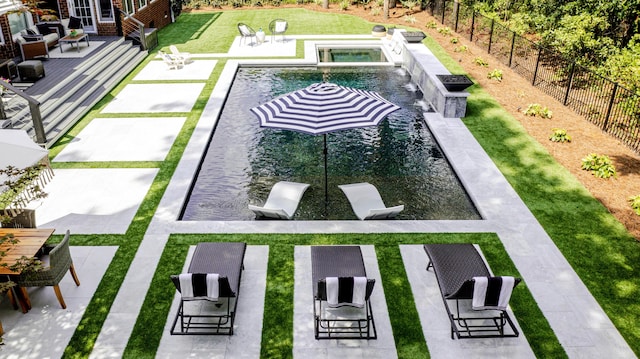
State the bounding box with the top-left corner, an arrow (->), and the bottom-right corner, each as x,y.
180,66 -> 481,221
317,47 -> 388,63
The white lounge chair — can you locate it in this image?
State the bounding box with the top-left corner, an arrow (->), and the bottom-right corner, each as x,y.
159,51 -> 180,70
338,182 -> 404,220
248,181 -> 310,219
169,45 -> 191,65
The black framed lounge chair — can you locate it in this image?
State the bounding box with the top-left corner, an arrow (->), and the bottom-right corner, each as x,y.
338,182 -> 404,220
170,242 -> 247,335
311,245 -> 376,339
423,243 -> 521,339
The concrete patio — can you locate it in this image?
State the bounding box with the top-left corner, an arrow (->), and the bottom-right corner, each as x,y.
0,35 -> 635,358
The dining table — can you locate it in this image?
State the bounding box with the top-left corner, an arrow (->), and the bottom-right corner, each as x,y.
0,228 -> 55,313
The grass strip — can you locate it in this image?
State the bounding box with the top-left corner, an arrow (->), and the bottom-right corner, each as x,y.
125,233 -> 562,358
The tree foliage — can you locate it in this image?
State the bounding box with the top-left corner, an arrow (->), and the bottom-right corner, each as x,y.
466,0 -> 640,91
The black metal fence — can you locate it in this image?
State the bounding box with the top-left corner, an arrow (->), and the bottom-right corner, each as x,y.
428,0 -> 640,153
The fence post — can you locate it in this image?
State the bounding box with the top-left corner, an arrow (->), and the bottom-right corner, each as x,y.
487,18 -> 494,54
508,31 -> 515,67
453,0 -> 460,32
29,102 -> 46,146
603,84 -> 618,132
563,63 -> 575,106
532,46 -> 542,86
470,12 -> 475,42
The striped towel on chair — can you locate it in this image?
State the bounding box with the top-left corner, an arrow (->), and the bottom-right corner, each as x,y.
178,273 -> 220,301
326,277 -> 367,308
472,276 -> 514,310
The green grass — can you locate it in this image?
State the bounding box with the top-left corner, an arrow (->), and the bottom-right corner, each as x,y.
41,7 -> 640,359
126,233 -> 563,358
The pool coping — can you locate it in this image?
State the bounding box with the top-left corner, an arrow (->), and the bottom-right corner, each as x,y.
100,37 -> 636,358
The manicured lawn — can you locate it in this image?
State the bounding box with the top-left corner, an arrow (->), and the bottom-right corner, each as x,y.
50,8 -> 640,359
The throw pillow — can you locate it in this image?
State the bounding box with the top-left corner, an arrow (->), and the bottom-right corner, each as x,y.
22,34 -> 43,42
68,16 -> 82,30
36,24 -> 52,35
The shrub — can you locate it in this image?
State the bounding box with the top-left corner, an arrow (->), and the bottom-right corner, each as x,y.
426,20 -> 438,29
450,37 -> 459,44
404,15 -> 417,24
437,27 -> 451,36
549,128 -> 571,142
581,153 -> 616,179
629,195 -> 640,215
401,0 -> 418,9
454,45 -> 468,52
474,57 -> 489,67
487,68 -> 503,81
523,103 -> 553,118
339,0 -> 349,10
370,7 -> 380,15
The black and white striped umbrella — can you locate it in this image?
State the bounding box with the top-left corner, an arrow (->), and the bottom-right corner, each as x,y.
250,82 -> 400,205
250,82 -> 400,135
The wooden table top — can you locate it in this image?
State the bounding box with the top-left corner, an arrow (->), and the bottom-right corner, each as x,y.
0,228 -> 54,275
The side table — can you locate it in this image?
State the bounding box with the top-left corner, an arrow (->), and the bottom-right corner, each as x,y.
256,30 -> 265,45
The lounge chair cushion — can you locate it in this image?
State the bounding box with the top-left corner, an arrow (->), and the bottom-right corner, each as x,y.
338,182 -> 404,220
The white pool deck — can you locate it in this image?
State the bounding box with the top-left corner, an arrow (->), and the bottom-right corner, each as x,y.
1,35 -> 636,358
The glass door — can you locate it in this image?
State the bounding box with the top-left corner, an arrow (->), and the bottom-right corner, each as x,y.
68,0 -> 96,33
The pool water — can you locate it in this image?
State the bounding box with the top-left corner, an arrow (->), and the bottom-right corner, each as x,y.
317,47 -> 388,63
180,66 -> 481,221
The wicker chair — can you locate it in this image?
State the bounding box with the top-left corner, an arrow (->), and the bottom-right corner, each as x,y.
237,23 -> 256,46
268,19 -> 288,43
16,230 -> 80,309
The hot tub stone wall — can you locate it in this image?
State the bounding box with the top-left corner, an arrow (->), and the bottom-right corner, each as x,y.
400,39 -> 470,118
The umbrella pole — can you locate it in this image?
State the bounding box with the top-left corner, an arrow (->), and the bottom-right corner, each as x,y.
323,134 -> 328,207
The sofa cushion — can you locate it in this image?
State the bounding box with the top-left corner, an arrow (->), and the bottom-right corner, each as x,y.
22,34 -> 43,42
68,16 -> 82,29
36,23 -> 52,35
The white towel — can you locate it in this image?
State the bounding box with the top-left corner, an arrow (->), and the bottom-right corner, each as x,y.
472,276 -> 515,310
178,273 -> 220,300
179,273 -> 194,298
325,277 -> 367,308
326,277 -> 339,306
351,276 -> 367,308
206,273 -> 220,301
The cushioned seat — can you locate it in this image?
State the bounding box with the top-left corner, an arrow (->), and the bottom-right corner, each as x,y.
17,60 -> 45,81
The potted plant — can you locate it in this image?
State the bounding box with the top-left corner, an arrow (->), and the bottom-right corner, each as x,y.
0,164 -> 49,228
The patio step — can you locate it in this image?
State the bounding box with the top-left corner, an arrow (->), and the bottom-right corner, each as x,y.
12,38 -> 147,146
41,44 -> 148,145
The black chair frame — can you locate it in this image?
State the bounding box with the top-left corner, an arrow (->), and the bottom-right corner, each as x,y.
311,246 -> 377,340
314,278 -> 377,340
170,242 -> 246,335
424,244 -> 521,339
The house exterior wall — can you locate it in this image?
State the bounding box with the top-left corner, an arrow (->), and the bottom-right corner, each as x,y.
0,16 -> 18,60
1,0 -> 171,59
